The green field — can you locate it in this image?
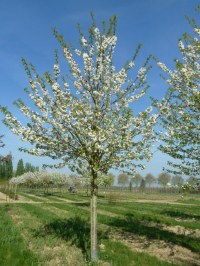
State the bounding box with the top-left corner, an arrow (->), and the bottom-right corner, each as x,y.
0,190 -> 200,266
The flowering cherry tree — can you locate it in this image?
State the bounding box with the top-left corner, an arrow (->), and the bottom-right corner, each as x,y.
0,17 -> 157,262
154,11 -> 200,176
9,171 -> 72,189
70,159 -> 114,189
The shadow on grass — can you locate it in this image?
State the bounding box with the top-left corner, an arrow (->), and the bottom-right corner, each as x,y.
35,216 -> 108,259
161,210 -> 200,220
106,214 -> 200,253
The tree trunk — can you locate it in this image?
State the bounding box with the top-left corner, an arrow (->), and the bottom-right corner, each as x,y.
91,193 -> 98,262
90,170 -> 98,263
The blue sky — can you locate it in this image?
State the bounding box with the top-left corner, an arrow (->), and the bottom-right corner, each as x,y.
0,0 -> 199,177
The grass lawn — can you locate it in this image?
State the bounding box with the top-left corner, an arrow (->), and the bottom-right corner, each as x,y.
0,189 -> 199,265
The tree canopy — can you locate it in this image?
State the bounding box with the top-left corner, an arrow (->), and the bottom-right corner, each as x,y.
0,17 -> 157,179
154,9 -> 200,176
16,159 -> 24,177
0,135 -> 4,148
118,173 -> 129,186
145,173 -> 155,186
131,173 -> 143,187
0,16 -> 157,262
158,172 -> 171,187
171,175 -> 184,186
0,154 -> 13,179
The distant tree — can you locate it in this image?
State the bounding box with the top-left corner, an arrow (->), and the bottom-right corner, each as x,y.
16,159 -> 24,176
0,160 -> 6,179
102,173 -> 115,188
24,162 -> 32,172
145,173 -> 155,187
5,154 -> 13,179
140,178 -> 146,189
131,173 -> 143,187
129,181 -> 132,192
24,162 -> 39,173
171,175 -> 184,186
118,173 -> 129,187
158,172 -> 171,187
0,154 -> 13,179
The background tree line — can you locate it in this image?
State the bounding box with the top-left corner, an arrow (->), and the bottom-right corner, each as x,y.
0,155 -> 39,179
0,153 -> 13,179
117,172 -> 199,188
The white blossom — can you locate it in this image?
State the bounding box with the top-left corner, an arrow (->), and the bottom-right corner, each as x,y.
1,18 -> 156,188
154,16 -> 200,176
81,36 -> 87,46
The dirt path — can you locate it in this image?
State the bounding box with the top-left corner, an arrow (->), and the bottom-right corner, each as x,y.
0,191 -> 6,201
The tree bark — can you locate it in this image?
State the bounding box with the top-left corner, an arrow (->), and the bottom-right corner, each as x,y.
90,170 -> 98,263
91,193 -> 98,262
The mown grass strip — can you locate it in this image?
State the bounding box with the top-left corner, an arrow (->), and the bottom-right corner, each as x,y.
12,197 -> 199,265
98,202 -> 200,230
25,197 -> 200,264
19,192 -> 65,203
0,204 -> 38,266
99,240 -> 177,266
50,191 -> 90,202
19,192 -> 45,202
8,203 -> 85,265
19,202 -> 177,265
23,189 -> 89,202
19,203 -> 59,223
52,201 -> 200,254
46,202 -> 200,255
18,203 -> 94,261
98,213 -> 200,254
49,202 -> 90,216
177,198 -> 200,205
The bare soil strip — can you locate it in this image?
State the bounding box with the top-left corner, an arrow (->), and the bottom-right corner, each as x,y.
161,225 -> 200,239
0,191 -> 7,201
110,229 -> 200,266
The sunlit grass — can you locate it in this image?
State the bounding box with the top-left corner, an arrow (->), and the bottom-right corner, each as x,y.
1,190 -> 199,265
0,205 -> 38,266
